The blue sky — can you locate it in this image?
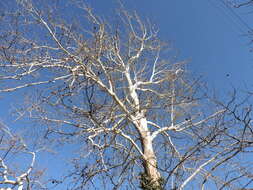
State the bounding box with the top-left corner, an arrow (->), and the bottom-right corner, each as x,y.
154,0 -> 251,91
1,0 -> 253,189
1,0 -> 251,120
52,1 -> 253,188
87,0 -> 253,93
2,0 -> 252,113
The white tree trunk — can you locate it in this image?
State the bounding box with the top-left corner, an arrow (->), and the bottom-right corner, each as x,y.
134,113 -> 161,188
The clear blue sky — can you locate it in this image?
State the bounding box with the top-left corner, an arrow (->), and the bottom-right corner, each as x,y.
1,0 -> 253,189
88,0 -> 253,92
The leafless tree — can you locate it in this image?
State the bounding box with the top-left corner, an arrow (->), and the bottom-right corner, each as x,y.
1,1 -> 253,189
0,121 -> 44,190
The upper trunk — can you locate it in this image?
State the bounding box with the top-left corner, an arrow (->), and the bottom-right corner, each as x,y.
133,112 -> 163,190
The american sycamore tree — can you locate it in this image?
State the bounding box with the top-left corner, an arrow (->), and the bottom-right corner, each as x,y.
0,122 -> 42,190
1,1 -> 253,189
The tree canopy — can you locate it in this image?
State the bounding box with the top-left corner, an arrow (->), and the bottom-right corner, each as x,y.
0,1 -> 253,190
